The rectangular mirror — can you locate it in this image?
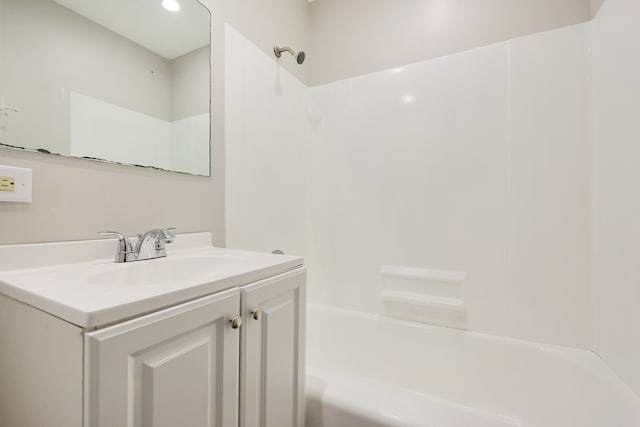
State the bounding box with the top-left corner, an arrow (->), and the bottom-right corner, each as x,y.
0,0 -> 211,176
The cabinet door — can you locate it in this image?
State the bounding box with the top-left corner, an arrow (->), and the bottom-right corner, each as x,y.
240,268 -> 306,427
84,288 -> 241,427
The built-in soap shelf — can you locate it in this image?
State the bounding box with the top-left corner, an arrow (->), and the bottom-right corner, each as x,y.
380,265 -> 466,327
380,291 -> 465,311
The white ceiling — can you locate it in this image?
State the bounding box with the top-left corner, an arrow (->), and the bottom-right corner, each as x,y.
54,0 -> 210,60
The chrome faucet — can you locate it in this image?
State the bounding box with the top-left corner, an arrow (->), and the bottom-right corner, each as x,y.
99,228 -> 175,263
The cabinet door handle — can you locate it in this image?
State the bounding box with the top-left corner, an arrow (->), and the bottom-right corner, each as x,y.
251,308 -> 263,320
230,315 -> 243,329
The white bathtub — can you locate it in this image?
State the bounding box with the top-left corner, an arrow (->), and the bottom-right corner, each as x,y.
305,305 -> 640,427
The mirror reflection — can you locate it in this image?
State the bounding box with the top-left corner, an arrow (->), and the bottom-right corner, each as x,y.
0,0 -> 211,176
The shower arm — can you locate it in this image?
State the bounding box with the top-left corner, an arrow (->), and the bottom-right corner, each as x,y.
273,45 -> 306,64
273,46 -> 296,58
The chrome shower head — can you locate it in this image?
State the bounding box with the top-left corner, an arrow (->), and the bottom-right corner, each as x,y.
274,46 -> 306,64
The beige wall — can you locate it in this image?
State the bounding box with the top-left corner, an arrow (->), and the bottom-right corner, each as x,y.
308,0 -> 592,85
592,0 -> 608,16
0,0 -> 311,245
208,0 -> 312,85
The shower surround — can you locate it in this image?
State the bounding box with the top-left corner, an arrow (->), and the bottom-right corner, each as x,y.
226,23 -> 589,344
226,0 -> 640,400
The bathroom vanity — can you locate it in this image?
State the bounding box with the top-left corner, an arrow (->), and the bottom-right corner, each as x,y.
0,233 -> 305,427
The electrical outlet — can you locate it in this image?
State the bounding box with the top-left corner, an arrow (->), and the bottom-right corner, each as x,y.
0,176 -> 15,191
0,165 -> 32,203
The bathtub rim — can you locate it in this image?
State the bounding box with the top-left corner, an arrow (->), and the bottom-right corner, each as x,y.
306,303 -> 640,406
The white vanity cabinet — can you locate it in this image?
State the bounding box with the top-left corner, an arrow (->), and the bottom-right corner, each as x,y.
84,288 -> 241,427
0,263 -> 305,427
240,270 -> 306,427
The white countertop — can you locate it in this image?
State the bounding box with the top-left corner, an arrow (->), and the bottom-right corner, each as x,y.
0,233 -> 303,328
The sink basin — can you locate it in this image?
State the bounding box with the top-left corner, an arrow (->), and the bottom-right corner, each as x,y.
87,256 -> 236,288
0,233 -> 303,328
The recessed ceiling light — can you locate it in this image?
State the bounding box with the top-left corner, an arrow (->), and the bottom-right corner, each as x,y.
401,94 -> 415,104
162,0 -> 180,12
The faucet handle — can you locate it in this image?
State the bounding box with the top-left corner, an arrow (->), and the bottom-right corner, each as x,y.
98,231 -> 133,263
162,228 -> 176,243
99,230 -> 128,240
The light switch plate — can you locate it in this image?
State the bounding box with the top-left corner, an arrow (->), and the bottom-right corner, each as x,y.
0,165 -> 32,203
